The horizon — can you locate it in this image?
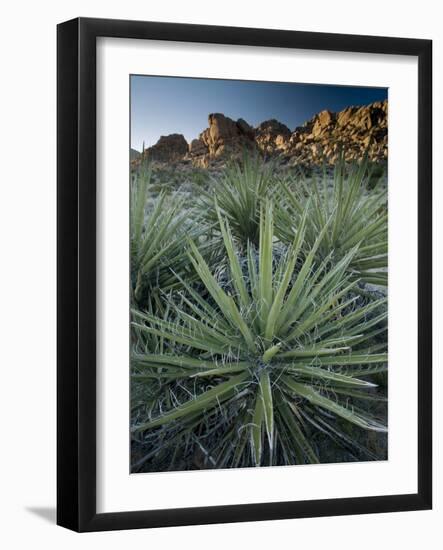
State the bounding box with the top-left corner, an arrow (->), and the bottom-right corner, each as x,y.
130,75 -> 388,152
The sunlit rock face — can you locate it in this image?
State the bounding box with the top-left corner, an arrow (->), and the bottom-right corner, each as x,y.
132,99 -> 388,170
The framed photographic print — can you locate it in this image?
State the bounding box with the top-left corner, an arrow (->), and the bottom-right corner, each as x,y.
57,17 -> 432,532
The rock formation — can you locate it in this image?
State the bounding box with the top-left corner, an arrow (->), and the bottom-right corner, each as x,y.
132,99 -> 388,170
283,101 -> 387,165
189,113 -> 257,167
255,119 -> 291,156
143,133 -> 188,163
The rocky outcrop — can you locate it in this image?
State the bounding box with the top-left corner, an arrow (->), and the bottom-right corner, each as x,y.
255,119 -> 291,156
189,138 -> 208,156
282,100 -> 387,166
132,99 -> 388,170
144,133 -> 188,163
236,118 -> 255,139
190,113 -> 256,167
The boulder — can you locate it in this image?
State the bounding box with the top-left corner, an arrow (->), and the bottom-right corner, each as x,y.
255,119 -> 291,154
312,110 -> 335,137
337,107 -> 357,127
199,113 -> 256,160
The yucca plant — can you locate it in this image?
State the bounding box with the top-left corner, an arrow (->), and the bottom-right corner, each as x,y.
131,163 -> 215,309
131,203 -> 387,470
274,156 -> 388,287
199,152 -> 278,246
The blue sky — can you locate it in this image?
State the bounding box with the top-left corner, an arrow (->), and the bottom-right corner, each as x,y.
130,75 -> 387,152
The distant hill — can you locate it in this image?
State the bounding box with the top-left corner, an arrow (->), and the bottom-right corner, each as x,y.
130,148 -> 141,161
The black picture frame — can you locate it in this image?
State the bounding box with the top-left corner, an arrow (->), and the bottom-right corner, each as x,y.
57,17 -> 432,532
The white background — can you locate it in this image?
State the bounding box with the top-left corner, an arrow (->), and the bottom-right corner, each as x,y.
97,39 -> 418,512
0,0 -> 441,548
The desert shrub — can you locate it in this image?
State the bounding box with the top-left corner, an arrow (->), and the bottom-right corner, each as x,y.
189,167 -> 211,188
275,156 -> 388,287
131,203 -> 387,470
130,164 -> 215,309
198,153 -> 278,246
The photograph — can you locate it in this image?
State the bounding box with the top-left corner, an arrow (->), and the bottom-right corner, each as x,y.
0,1 -> 436,542
129,76 -> 389,473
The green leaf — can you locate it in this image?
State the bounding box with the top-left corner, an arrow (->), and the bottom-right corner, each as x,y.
277,396 -> 319,463
216,202 -> 250,310
264,204 -> 308,341
251,392 -> 264,466
132,372 -> 249,432
258,201 -> 274,330
287,365 -> 377,388
259,371 -> 274,450
282,376 -> 387,432
293,353 -> 388,367
262,343 -> 282,363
